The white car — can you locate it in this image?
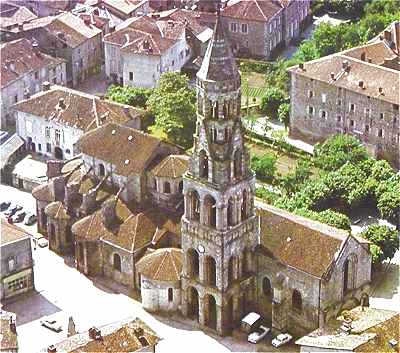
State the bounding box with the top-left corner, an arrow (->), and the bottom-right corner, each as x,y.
248,325 -> 270,344
271,333 -> 293,348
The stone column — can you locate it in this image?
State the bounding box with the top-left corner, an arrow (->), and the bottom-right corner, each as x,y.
199,254 -> 205,283
216,205 -> 226,231
181,286 -> 189,317
184,193 -> 190,220
198,296 -> 206,326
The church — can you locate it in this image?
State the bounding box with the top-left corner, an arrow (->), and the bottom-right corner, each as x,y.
32,15 -> 372,338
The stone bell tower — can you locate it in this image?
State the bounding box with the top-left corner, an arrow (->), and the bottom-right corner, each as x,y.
181,15 -> 258,335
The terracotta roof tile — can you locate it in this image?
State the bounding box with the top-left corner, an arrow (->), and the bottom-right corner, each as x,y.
342,42 -> 398,66
223,0 -> 283,22
78,123 -> 165,176
45,201 -> 70,220
1,219 -> 30,245
32,183 -> 55,203
136,247 -> 182,281
257,203 -> 348,278
86,0 -> 147,16
149,155 -> 189,178
0,4 -> 37,29
13,86 -> 144,131
0,38 -> 64,88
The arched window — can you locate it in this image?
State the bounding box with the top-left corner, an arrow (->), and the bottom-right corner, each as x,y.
234,149 -> 242,178
99,163 -> 105,176
187,249 -> 199,278
241,189 -> 248,221
168,288 -> 173,302
292,290 -> 302,312
228,256 -> 238,286
227,197 -> 235,227
189,190 -> 200,221
213,101 -> 219,119
223,102 -> 228,118
164,181 -> 171,194
199,150 -> 209,179
205,256 -> 217,286
204,195 -> 216,227
113,253 -> 121,272
263,277 -> 272,296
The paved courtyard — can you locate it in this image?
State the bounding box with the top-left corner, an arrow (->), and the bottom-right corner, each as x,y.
1,185 -> 398,353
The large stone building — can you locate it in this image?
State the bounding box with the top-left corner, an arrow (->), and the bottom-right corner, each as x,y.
14,85 -> 144,160
288,21 -> 400,169
0,219 -> 34,301
103,16 -> 193,88
221,0 -> 311,59
0,38 -> 66,128
32,16 -> 373,339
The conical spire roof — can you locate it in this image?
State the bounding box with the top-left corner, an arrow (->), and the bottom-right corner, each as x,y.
197,15 -> 240,82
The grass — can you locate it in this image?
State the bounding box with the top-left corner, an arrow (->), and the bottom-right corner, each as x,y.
241,71 -> 268,105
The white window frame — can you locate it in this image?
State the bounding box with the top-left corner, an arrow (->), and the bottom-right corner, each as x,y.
349,103 -> 356,113
45,126 -> 51,139
241,23 -> 248,34
230,22 -> 237,32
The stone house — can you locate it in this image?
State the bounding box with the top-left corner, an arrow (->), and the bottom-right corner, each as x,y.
85,0 -> 150,22
256,204 -> 371,337
14,85 -> 144,161
0,3 -> 37,31
288,23 -> 400,168
136,248 -> 183,313
0,219 -> 34,301
46,317 -> 160,353
0,38 -> 66,128
104,16 -> 192,88
221,0 -> 310,59
10,13 -> 103,87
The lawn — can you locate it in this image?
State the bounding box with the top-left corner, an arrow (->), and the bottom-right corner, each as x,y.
241,71 -> 267,105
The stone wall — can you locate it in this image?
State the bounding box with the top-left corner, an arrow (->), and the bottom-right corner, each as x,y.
141,276 -> 181,312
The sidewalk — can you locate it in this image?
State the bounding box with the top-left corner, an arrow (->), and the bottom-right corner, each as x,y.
245,117 -> 315,155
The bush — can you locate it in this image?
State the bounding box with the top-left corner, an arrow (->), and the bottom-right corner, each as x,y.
278,103 -> 290,129
255,187 -> 281,204
106,85 -> 153,108
360,225 -> 399,265
251,153 -> 277,183
260,88 -> 286,119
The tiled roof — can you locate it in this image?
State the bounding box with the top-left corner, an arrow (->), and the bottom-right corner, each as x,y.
0,38 -> 64,88
78,123 -> 164,176
0,134 -> 24,169
341,42 -> 398,66
13,86 -> 144,131
197,15 -> 240,82
257,203 -> 348,278
136,247 -> 183,282
77,13 -> 109,30
45,201 -> 70,220
0,4 -> 37,29
0,311 -> 17,351
32,183 -> 55,203
223,0 -> 283,22
104,16 -> 184,55
44,12 -> 102,48
86,0 -> 147,16
288,54 -> 400,105
149,155 -> 189,178
1,218 -> 30,245
52,317 -> 160,353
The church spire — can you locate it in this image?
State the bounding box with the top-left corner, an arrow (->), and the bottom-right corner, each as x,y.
197,15 -> 240,82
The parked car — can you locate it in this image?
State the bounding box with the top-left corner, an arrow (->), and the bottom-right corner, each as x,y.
248,325 -> 270,344
24,213 -> 37,225
272,333 -> 293,348
4,204 -> 22,217
40,318 -> 62,332
12,211 -> 26,223
241,312 -> 262,333
0,201 -> 11,211
38,237 -> 48,248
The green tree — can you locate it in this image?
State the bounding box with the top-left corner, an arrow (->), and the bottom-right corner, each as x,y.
147,72 -> 196,148
313,135 -> 369,171
360,225 -> 399,265
251,153 -> 277,183
260,87 -> 286,119
278,102 -> 290,129
106,85 -> 152,108
278,159 -> 312,195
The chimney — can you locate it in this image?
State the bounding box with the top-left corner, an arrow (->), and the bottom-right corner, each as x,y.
53,176 -> 66,202
42,81 -> 51,91
46,159 -> 64,178
47,345 -> 57,353
360,52 -> 366,61
58,97 -> 66,109
84,17 -> 91,26
18,22 -> 24,31
88,327 -> 102,340
299,63 -> 304,70
379,87 -> 384,94
32,42 -> 41,57
143,39 -> 150,50
384,30 -> 392,42
123,105 -> 130,115
330,72 -> 335,80
358,80 -> 365,89
101,197 -> 117,229
9,317 -> 16,333
342,60 -> 349,70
